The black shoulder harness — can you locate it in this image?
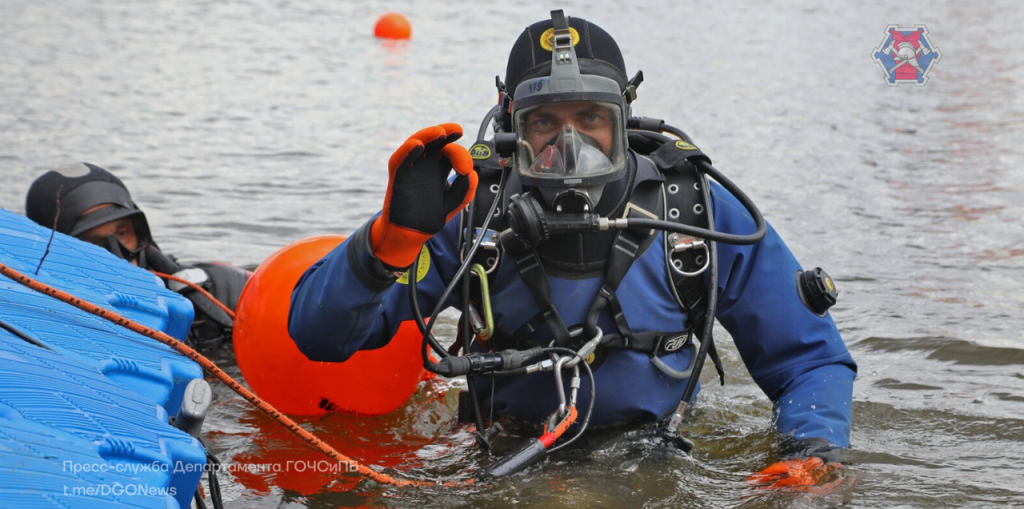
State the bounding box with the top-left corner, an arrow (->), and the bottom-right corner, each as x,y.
636,133 -> 726,384
461,135 -> 725,384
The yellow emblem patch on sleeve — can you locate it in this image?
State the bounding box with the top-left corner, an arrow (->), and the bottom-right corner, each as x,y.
674,140 -> 699,151
396,246 -> 431,285
470,143 -> 492,160
539,27 -> 580,52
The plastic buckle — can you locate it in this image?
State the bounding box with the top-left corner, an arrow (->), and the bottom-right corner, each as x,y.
623,71 -> 643,105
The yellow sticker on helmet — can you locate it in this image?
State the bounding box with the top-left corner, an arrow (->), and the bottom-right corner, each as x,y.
675,140 -> 698,151
470,143 -> 492,160
539,27 -> 580,52
396,246 -> 430,285
825,277 -> 835,293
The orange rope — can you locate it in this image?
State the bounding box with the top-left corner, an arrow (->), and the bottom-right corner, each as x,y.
539,405 -> 578,447
150,271 -> 235,320
549,406 -> 578,439
0,262 -> 468,489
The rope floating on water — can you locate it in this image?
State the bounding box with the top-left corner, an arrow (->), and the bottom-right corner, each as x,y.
0,262 -> 470,489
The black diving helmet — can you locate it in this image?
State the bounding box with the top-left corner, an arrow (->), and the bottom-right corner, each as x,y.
508,11 -> 629,211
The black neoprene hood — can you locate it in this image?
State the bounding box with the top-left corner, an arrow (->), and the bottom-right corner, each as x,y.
25,162 -> 147,237
504,16 -> 628,98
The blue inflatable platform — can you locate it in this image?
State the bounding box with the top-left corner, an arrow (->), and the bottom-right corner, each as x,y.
0,209 -> 208,509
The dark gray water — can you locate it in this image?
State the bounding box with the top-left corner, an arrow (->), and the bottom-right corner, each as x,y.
2,0 -> 1023,507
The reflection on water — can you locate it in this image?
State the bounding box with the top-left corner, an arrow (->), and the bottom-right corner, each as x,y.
1,0 -> 1023,507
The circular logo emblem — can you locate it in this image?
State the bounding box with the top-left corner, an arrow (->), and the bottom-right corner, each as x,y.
470,143 -> 492,160
674,140 -> 698,151
539,27 -> 580,52
662,335 -> 688,353
396,246 -> 430,285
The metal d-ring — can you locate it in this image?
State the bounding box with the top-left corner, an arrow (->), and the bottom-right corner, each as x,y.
667,233 -> 711,277
460,228 -> 500,274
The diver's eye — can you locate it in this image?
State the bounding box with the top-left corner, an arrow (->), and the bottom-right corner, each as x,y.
579,110 -> 609,127
113,220 -> 134,240
528,116 -> 557,135
79,235 -> 106,247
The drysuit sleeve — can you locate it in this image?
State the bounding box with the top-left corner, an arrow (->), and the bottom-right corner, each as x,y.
709,183 -> 857,448
287,215 -> 463,362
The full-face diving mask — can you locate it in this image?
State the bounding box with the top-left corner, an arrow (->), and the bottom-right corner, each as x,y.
515,102 -> 624,183
510,11 -> 628,197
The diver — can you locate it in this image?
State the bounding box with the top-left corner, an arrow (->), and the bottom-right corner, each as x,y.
25,163 -> 250,348
288,12 -> 856,486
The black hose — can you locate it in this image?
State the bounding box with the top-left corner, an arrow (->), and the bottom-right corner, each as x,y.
620,162 -> 764,245
194,491 -> 207,509
410,259 -> 450,361
198,439 -> 225,509
677,171 -> 720,410
461,199 -> 489,444
621,130 -> 765,245
624,214 -> 762,246
661,123 -> 694,144
411,166 -> 509,370
477,105 -> 500,142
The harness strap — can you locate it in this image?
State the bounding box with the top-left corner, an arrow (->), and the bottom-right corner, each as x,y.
601,330 -> 699,380
592,226 -> 646,345
509,248 -> 572,347
467,135 -> 726,384
581,178 -> 663,341
600,330 -> 683,353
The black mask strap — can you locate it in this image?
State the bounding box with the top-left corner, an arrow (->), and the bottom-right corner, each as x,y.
549,10 -> 585,94
101,235 -> 148,265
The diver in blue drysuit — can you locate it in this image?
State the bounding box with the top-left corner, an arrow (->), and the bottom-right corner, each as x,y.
288,13 -> 856,461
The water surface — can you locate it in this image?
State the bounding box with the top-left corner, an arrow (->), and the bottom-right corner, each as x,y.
2,0 -> 1022,507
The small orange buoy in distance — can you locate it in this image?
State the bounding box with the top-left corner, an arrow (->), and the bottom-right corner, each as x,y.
374,12 -> 412,40
233,235 -> 427,416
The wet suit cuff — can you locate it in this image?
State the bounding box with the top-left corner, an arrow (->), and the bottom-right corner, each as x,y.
781,436 -> 848,464
347,220 -> 399,292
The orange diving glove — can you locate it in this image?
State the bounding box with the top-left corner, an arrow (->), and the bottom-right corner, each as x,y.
370,124 -> 478,269
747,457 -> 844,492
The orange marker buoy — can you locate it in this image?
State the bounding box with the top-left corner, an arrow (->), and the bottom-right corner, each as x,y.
233,235 -> 427,416
374,12 -> 412,40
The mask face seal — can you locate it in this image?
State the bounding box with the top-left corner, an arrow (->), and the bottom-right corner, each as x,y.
515,103 -> 624,185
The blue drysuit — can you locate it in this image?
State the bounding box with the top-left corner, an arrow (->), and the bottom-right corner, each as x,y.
288,165 -> 857,448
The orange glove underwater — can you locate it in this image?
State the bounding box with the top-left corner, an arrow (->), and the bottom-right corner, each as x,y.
748,457 -> 845,492
370,124 -> 478,268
